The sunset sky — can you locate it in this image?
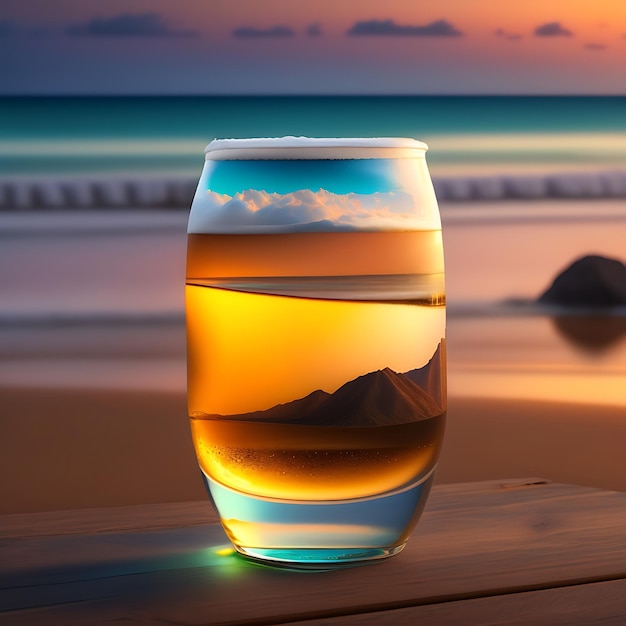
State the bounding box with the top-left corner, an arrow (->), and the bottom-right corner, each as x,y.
1,0 -> 626,94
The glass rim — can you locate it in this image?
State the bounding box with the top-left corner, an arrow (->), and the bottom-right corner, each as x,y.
205,136 -> 429,159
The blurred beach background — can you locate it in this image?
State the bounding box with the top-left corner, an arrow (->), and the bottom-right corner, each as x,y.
1,1 -> 626,515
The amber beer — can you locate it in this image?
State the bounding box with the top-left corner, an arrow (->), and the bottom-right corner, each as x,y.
186,138 -> 445,567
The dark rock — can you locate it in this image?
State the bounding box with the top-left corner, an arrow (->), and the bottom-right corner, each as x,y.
539,255 -> 626,307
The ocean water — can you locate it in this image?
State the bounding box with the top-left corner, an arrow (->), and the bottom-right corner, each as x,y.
2,95 -> 626,178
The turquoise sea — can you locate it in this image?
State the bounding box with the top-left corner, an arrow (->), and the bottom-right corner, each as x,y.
2,95 -> 626,178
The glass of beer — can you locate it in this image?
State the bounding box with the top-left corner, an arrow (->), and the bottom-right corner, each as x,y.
186,137 -> 446,567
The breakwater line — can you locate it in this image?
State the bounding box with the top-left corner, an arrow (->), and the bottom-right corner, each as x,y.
1,170 -> 626,210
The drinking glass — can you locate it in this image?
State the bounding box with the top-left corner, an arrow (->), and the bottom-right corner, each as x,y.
186,137 -> 446,567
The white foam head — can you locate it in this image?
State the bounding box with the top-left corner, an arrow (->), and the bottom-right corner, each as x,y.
205,136 -> 428,160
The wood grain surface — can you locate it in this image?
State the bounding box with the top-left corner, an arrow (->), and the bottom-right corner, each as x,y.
2,479 -> 626,625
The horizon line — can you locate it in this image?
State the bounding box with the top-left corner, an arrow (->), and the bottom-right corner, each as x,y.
2,93 -> 626,99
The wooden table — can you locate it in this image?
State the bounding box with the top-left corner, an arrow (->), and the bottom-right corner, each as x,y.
2,478 -> 626,625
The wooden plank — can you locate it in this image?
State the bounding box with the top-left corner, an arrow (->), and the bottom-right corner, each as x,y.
0,477 -> 554,540
4,581 -> 626,626
0,500 -> 219,540
303,578 -> 626,626
1,479 -> 626,625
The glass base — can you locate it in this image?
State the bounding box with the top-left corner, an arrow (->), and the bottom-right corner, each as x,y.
235,545 -> 406,570
201,468 -> 435,569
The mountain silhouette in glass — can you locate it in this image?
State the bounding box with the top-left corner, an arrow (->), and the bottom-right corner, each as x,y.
208,344 -> 444,427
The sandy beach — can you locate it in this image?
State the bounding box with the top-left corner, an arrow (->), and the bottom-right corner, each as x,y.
1,205 -> 626,515
2,387 -> 626,515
